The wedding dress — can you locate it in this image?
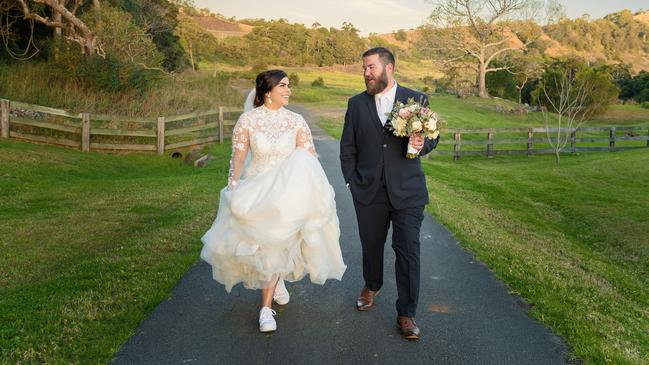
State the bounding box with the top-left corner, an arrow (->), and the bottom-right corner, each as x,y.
201,105 -> 346,292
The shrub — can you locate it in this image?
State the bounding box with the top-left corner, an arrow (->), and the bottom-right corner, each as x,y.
532,58 -> 619,118
311,76 -> 325,87
394,29 -> 408,42
289,72 -> 300,87
641,102 -> 649,109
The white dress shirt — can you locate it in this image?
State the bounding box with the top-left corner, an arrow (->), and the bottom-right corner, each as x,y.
374,81 -> 398,126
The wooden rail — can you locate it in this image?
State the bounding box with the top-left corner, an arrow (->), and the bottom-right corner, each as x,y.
430,126 -> 649,160
0,99 -> 242,155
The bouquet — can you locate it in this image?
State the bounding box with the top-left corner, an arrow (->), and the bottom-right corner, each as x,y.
386,97 -> 441,159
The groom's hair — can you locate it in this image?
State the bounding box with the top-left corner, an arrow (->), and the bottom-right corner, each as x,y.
362,47 -> 395,68
254,69 -> 288,107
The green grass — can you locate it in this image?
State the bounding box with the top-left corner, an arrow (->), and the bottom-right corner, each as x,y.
422,151 -> 649,364
0,139 -> 230,363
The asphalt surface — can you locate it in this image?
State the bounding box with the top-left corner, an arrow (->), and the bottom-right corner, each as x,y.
110,106 -> 571,365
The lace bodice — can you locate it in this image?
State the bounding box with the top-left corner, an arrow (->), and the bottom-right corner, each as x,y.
228,106 -> 316,187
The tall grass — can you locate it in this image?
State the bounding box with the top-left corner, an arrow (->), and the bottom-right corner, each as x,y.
0,62 -> 242,117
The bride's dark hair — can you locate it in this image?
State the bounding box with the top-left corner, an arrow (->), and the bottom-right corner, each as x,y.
254,69 -> 288,107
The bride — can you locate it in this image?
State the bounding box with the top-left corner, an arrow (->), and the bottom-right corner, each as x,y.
200,69 -> 346,333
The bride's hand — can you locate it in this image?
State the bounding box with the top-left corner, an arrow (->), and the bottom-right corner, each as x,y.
228,180 -> 238,191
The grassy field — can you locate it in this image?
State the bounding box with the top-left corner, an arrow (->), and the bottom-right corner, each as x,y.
0,139 -> 230,363
422,151 -> 649,364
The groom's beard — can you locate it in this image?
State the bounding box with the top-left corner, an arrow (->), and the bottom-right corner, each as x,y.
365,70 -> 389,96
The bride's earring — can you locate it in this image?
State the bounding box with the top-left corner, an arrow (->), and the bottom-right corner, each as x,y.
267,96 -> 272,105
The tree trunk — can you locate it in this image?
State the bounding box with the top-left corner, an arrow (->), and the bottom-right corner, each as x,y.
478,62 -> 488,98
53,1 -> 62,60
555,149 -> 560,165
189,43 -> 195,72
518,77 -> 528,105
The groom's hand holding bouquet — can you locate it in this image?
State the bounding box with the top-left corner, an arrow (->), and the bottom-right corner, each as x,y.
386,97 -> 442,159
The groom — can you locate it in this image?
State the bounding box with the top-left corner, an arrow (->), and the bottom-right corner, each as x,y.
340,47 -> 439,340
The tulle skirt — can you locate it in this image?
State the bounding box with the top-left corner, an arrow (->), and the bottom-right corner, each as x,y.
200,148 -> 346,292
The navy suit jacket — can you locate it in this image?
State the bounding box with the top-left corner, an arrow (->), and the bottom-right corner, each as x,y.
340,85 -> 439,209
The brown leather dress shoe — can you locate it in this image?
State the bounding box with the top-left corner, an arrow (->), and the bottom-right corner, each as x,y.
356,287 -> 380,311
397,316 -> 421,340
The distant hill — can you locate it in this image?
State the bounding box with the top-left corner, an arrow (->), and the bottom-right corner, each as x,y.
636,11 -> 649,26
374,10 -> 649,73
183,6 -> 649,73
179,9 -> 252,39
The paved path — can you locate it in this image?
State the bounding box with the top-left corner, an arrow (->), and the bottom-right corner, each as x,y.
111,106 -> 571,365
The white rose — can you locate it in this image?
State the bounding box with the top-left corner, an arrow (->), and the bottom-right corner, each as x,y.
427,117 -> 438,131
411,120 -> 423,132
428,130 -> 440,139
394,117 -> 407,135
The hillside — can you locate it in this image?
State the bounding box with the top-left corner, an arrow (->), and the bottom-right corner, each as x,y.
179,9 -> 252,39
374,10 -> 649,73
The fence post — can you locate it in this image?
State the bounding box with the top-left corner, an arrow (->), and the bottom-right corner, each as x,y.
570,129 -> 577,153
646,127 -> 649,148
81,113 -> 90,152
453,131 -> 461,161
487,129 -> 494,158
527,128 -> 533,156
157,117 -> 165,155
219,107 -> 224,144
609,127 -> 616,152
1,99 -> 9,139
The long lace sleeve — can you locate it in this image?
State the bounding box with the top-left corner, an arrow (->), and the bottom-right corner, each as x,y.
296,117 -> 317,156
228,116 -> 250,189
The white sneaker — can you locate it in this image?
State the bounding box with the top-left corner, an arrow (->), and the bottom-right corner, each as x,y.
273,279 -> 290,305
259,307 -> 277,333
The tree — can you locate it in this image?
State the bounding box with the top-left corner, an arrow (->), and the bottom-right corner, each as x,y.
394,29 -> 408,42
419,0 -> 559,98
507,50 -> 544,104
14,0 -> 101,56
108,0 -> 190,71
534,59 -> 619,164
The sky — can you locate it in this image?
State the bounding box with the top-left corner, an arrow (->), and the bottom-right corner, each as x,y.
194,0 -> 648,35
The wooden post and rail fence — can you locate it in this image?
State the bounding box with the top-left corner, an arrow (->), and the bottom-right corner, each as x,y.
431,126 -> 649,160
1,99 -> 648,158
0,99 -> 241,155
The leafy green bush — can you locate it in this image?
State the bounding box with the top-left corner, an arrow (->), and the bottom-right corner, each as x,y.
393,29 -> 408,42
532,58 -> 619,118
641,101 -> 649,109
289,72 -> 300,87
311,76 -> 325,87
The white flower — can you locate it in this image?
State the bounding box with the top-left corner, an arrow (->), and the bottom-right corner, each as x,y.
426,117 -> 438,131
411,120 -> 423,132
427,130 -> 440,139
394,117 -> 407,135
